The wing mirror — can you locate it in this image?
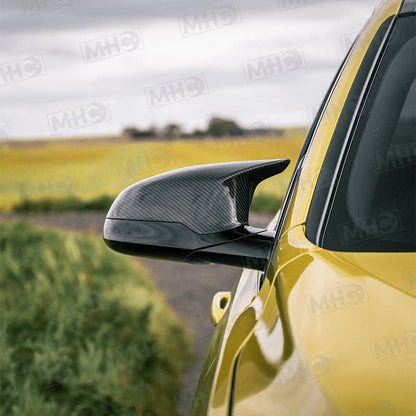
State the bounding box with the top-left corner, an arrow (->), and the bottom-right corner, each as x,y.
103,159 -> 289,271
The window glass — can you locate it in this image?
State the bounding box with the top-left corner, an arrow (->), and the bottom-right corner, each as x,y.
312,16 -> 416,252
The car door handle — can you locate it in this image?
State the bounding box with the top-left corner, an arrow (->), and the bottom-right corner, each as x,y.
210,291 -> 231,326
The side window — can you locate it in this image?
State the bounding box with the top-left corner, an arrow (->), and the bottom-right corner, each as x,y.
306,17 -> 395,245
273,27 -> 358,241
307,16 -> 416,252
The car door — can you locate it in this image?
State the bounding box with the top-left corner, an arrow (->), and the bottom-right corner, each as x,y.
231,3 -> 415,416
191,1 -> 406,415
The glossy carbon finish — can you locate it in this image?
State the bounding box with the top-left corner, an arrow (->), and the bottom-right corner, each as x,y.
107,159 -> 289,234
104,219 -> 275,270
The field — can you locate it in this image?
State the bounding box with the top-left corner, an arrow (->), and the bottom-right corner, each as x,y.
0,133 -> 305,213
0,220 -> 192,415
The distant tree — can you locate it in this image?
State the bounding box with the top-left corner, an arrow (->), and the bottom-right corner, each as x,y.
190,129 -> 206,138
122,126 -> 156,140
207,117 -> 244,137
162,123 -> 182,139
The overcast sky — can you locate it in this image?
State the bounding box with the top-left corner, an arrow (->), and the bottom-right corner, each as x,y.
0,0 -> 381,139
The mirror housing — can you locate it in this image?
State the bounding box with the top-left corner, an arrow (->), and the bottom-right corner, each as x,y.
104,159 -> 289,270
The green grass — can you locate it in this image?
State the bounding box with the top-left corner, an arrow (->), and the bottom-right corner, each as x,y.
0,220 -> 193,416
11,192 -> 282,215
12,195 -> 114,213
250,193 -> 283,215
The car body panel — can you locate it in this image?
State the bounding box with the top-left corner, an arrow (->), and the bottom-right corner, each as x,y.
233,226 -> 416,415
191,0 -> 415,414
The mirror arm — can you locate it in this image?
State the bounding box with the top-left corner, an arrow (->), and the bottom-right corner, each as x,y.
186,227 -> 275,270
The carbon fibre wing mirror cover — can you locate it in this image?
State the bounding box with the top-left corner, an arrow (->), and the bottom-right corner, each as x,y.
104,159 -> 290,270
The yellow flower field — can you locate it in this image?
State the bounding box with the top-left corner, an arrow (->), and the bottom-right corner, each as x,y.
0,134 -> 305,211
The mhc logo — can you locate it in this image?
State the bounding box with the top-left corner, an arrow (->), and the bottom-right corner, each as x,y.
374,143 -> 416,173
19,175 -> 77,200
370,330 -> 416,361
80,29 -> 144,63
48,100 -> 111,135
0,125 -> 12,140
179,3 -> 242,37
307,282 -> 368,316
338,210 -> 402,246
145,74 -> 209,109
307,95 -> 360,127
275,353 -> 334,387
0,55 -> 47,87
339,32 -> 358,54
17,0 -> 78,16
244,118 -> 272,134
242,48 -> 306,82
112,148 -> 175,181
296,166 -> 335,197
307,103 -> 338,127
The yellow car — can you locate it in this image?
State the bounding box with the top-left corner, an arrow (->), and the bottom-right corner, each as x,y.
104,0 -> 415,414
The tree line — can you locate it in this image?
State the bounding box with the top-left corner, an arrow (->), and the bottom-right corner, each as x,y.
122,117 -> 284,140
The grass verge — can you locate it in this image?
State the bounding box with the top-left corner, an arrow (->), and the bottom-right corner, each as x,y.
0,220 -> 193,416
12,195 -> 114,213
11,192 -> 282,215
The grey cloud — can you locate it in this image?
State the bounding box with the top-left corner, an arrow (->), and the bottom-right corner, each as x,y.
0,0 -> 380,138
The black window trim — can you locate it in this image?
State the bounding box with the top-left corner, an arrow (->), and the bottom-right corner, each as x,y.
259,37 -> 359,287
314,16 -> 398,247
276,37 -> 358,241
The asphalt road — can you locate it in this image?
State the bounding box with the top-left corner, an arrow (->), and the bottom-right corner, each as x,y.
1,210 -> 272,415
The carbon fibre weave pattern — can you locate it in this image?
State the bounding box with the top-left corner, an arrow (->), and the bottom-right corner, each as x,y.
107,159 -> 290,234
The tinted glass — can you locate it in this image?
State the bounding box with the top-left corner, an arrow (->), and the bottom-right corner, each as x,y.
305,17 -> 394,246
317,16 -> 416,252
